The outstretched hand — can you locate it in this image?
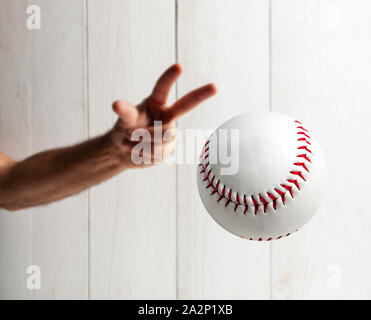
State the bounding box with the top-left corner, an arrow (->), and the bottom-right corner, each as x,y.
109,64 -> 217,167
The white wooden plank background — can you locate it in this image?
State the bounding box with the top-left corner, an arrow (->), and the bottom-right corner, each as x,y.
0,0 -> 371,299
0,0 -> 88,299
176,0 -> 271,299
87,0 -> 176,299
271,0 -> 371,299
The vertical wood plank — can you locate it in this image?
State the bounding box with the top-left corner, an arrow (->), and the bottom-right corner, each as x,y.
271,0 -> 371,299
0,0 -> 88,299
88,0 -> 176,299
177,0 -> 271,299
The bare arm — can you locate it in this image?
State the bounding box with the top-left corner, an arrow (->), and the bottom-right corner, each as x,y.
0,135 -> 124,210
0,64 -> 217,211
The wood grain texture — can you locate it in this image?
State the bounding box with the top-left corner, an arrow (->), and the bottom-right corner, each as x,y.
87,0 -> 176,299
1,0 -> 370,300
271,0 -> 371,299
0,0 -> 88,299
176,0 -> 271,299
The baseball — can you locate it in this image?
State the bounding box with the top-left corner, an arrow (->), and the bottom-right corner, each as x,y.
197,111 -> 327,241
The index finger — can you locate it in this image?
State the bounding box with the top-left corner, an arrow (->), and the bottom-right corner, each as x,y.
150,63 -> 182,105
164,83 -> 217,122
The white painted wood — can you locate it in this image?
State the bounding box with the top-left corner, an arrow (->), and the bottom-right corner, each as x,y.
176,0 -> 271,299
87,0 -> 176,299
271,0 -> 371,299
2,0 -> 370,300
0,0 -> 88,299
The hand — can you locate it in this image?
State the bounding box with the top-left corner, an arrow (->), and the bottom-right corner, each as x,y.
109,64 -> 217,167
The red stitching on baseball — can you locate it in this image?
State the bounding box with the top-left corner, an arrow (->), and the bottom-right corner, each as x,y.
296,126 -> 308,132
236,194 -> 241,205
297,154 -> 311,162
234,194 -> 241,212
290,171 -> 306,181
274,188 -> 286,205
243,229 -> 299,241
298,146 -> 312,153
297,132 -> 310,139
259,194 -> 269,213
251,196 -> 259,215
290,171 -> 307,181
281,184 -> 294,198
199,120 -> 312,241
243,195 -> 248,214
287,179 -> 300,190
206,175 -> 214,187
267,192 -> 277,210
225,190 -> 232,207
203,170 -> 211,181
212,181 -> 220,196
294,162 -> 309,172
298,138 -> 311,145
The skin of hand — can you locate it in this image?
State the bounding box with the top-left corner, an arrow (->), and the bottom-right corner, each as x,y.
110,64 -> 217,167
0,64 -> 217,211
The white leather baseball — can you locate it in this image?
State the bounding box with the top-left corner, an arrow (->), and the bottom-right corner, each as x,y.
197,111 -> 327,241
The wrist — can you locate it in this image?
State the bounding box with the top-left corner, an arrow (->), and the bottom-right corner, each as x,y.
103,130 -> 132,167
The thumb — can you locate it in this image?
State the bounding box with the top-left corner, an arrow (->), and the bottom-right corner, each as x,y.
112,100 -> 138,129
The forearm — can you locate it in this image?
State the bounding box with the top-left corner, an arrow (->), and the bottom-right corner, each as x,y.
0,65 -> 216,211
0,132 -> 128,211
